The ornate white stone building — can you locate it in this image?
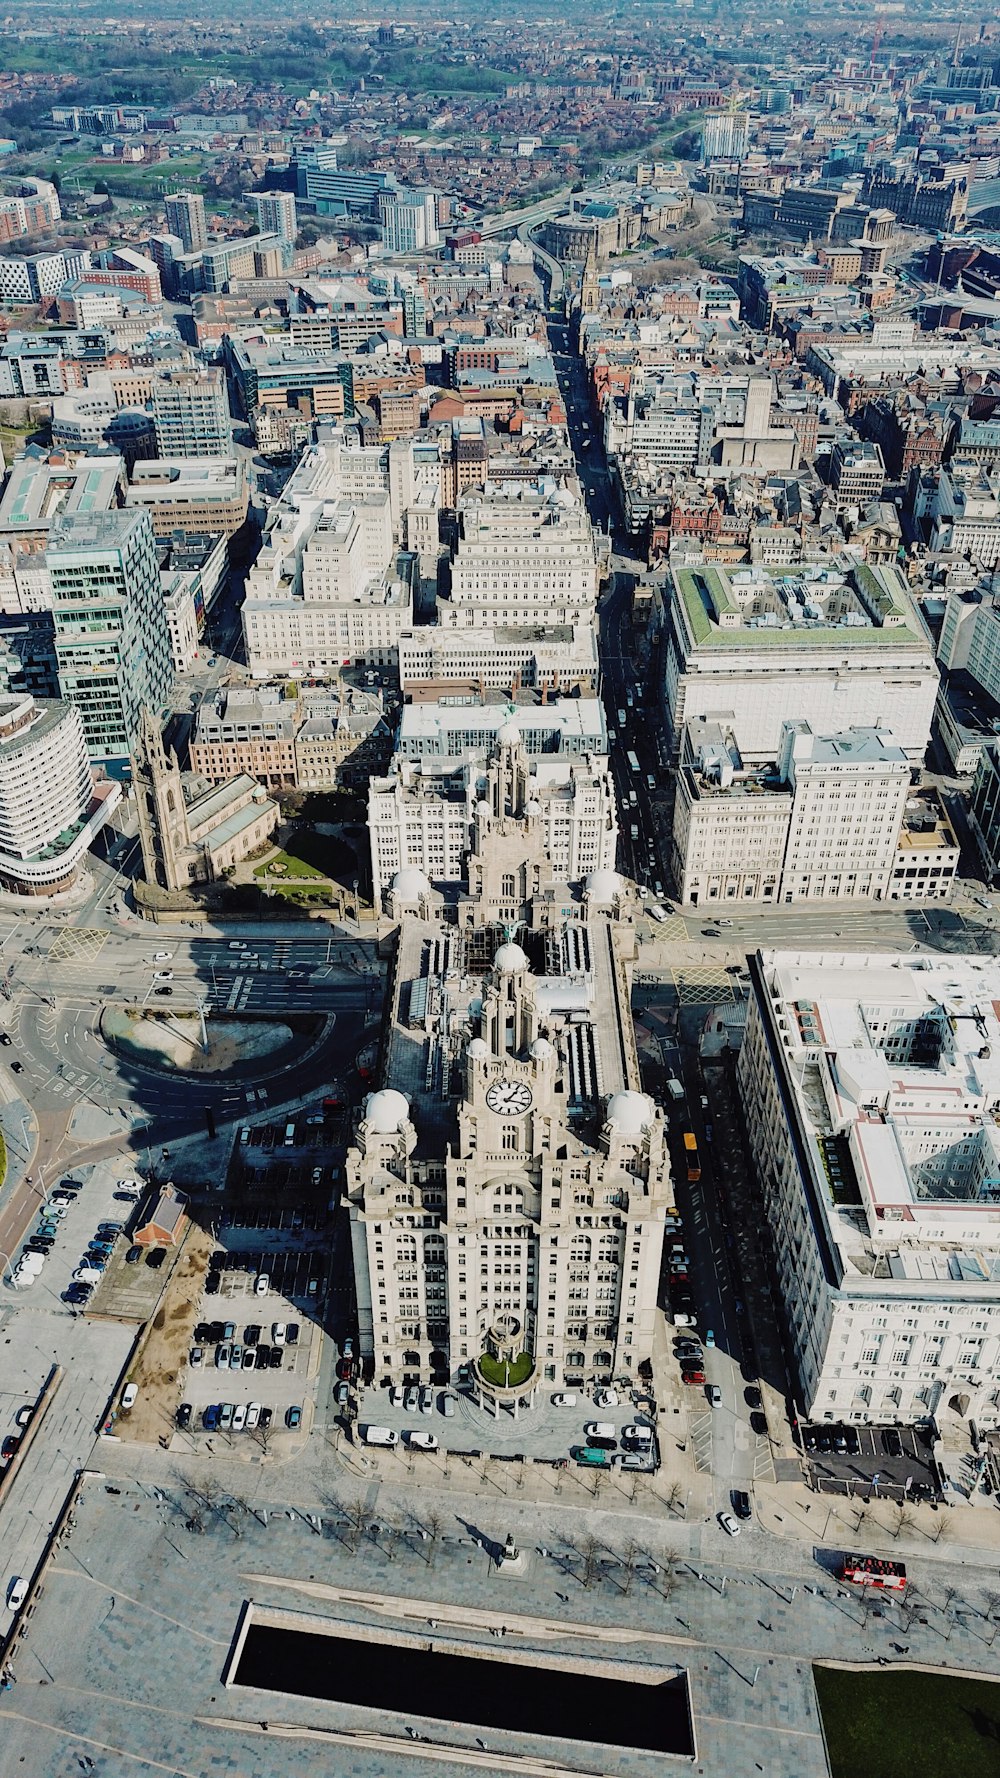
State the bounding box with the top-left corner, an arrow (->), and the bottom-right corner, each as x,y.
346,729 -> 671,1395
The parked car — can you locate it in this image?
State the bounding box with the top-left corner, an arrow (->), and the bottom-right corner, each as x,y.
125,1245 -> 142,1265
259,1407 -> 273,1430
229,1345 -> 243,1370
268,1347 -> 282,1370
682,1370 -> 706,1386
242,1349 -> 256,1371
254,1273 -> 269,1296
334,1382 -> 350,1406
202,1404 -> 221,1430
232,1404 -> 248,1433
407,1430 -> 438,1450
552,1392 -> 577,1407
718,1512 -> 741,1538
121,1384 -> 138,1411
594,1388 -> 619,1409
286,1323 -> 299,1345
286,1405 -> 302,1429
419,1386 -> 433,1415
176,1403 -> 192,1430
441,1393 -> 456,1418
732,1490 -> 751,1520
215,1344 -> 231,1369
6,1576 -> 28,1610
246,1403 -> 261,1429
218,1404 -> 234,1431
145,1249 -> 167,1269
189,1348 -> 203,1368
272,1323 -> 287,1346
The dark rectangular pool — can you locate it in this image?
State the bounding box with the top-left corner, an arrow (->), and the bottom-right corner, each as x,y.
234,1620 -> 693,1757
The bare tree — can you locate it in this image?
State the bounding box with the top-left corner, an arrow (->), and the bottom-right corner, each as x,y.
940,1584 -> 958,1639
424,1509 -> 444,1566
891,1502 -> 915,1540
933,1512 -> 952,1546
665,1479 -> 685,1515
619,1537 -> 641,1596
343,1496 -> 371,1552
983,1589 -> 1000,1644
579,1534 -> 601,1590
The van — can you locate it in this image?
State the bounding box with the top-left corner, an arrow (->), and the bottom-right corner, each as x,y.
239,1127 -> 251,1144
630,824 -> 639,840
649,904 -> 668,923
646,774 -> 656,792
363,1425 -> 399,1447
228,941 -> 246,951
586,1421 -> 616,1441
407,1430 -> 438,1450
283,1122 -> 296,1147
623,1423 -> 653,1444
617,708 -> 626,727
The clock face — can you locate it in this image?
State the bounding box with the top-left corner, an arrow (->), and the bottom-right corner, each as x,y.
485,1078 -> 533,1116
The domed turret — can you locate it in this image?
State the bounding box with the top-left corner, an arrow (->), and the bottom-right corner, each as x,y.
391,866 -> 431,900
497,719 -> 521,748
468,1037 -> 488,1060
606,1089 -> 654,1136
364,1088 -> 411,1134
494,940 -> 529,975
530,1036 -> 554,1060
585,868 -> 624,904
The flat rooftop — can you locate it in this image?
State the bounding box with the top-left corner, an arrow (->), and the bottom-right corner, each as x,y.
760,948 -> 1000,1290
672,560 -> 925,651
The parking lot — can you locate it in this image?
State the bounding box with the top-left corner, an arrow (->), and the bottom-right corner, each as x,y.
348,1380 -> 660,1473
170,1215 -> 328,1446
4,1161 -> 151,1315
799,1421 -> 939,1500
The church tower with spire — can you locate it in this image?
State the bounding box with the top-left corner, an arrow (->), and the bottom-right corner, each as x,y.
132,708 -> 188,891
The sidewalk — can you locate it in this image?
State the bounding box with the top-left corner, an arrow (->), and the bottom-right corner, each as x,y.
0,1093 -> 38,1217
755,1474 -> 1000,1565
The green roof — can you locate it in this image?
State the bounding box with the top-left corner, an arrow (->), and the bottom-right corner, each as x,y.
673,565 -> 922,650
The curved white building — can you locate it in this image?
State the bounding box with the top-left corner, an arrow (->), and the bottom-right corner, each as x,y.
0,694 -> 120,895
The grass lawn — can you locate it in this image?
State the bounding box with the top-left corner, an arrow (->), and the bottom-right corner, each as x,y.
255,849 -> 325,882
814,1665 -> 1000,1778
477,1351 -> 534,1389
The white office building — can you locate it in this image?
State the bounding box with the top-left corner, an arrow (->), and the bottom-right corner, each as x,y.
369,733 -> 618,907
0,692 -> 121,895
739,949 -> 1000,1428
242,491 -> 413,678
398,622 -> 600,695
347,727 -> 669,1390
249,190 -> 297,243
659,558 -> 939,761
150,368 -> 231,458
442,484 -> 600,630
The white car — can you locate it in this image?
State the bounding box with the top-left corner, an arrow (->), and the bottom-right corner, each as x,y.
6,1576 -> 27,1611
389,1386 -> 405,1408
552,1392 -> 577,1407
594,1388 -> 619,1409
121,1384 -> 138,1411
232,1403 -> 248,1432
153,971 -> 173,982
153,951 -> 172,962
246,1402 -> 261,1429
718,1511 -> 741,1538
255,1273 -> 269,1296
272,1323 -> 287,1346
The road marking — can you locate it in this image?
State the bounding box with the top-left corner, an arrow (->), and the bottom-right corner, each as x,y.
48,928 -> 109,963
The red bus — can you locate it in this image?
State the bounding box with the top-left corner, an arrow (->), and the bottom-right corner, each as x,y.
840,1554 -> 906,1591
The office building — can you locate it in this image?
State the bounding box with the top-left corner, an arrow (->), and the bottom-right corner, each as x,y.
0,691 -> 120,896
968,740 -> 1000,883
249,190 -> 297,244
164,191 -> 207,255
369,724 -> 617,907
126,457 -> 248,539
442,485 -> 600,631
738,949 -> 1000,1428
701,108 -> 750,163
658,559 -> 938,761
242,491 -> 413,679
398,623 -> 599,696
45,509 -> 174,766
379,189 -> 439,254
672,719 -> 955,907
830,439 -> 886,513
346,724 -> 670,1390
150,368 -> 231,459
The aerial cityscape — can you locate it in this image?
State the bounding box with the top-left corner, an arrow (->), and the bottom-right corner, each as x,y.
4,2 -> 1000,1774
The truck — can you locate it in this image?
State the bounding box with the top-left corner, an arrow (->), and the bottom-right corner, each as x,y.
572,1444 -> 611,1467
664,1076 -> 684,1100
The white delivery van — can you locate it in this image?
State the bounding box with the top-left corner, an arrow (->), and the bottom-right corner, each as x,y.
363,1426 -> 399,1447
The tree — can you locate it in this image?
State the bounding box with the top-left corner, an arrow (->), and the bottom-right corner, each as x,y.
665,1478 -> 685,1514
983,1590 -> 1000,1644
344,1496 -> 371,1552
891,1502 -> 915,1540
940,1584 -> 958,1639
424,1510 -> 444,1566
579,1534 -> 601,1591
619,1538 -> 641,1596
